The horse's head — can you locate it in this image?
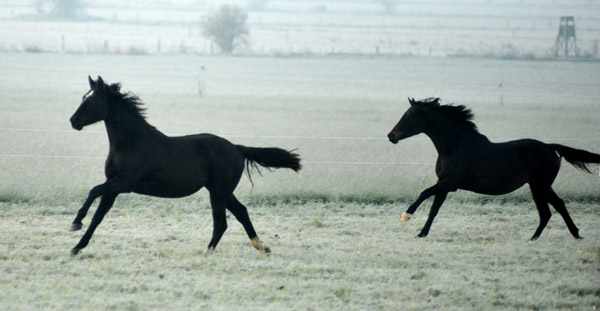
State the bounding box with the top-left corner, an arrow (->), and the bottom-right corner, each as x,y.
387,97 -> 428,144
70,76 -> 110,131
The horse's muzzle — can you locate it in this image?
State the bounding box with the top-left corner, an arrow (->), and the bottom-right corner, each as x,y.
388,133 -> 399,144
70,116 -> 83,131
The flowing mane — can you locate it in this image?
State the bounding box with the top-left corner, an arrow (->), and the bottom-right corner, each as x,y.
414,98 -> 487,139
106,82 -> 147,120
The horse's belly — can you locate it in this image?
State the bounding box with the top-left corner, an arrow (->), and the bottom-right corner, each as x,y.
461,180 -> 525,195
134,181 -> 203,198
133,170 -> 206,198
460,168 -> 528,195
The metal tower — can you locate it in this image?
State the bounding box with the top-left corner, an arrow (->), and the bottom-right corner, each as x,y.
553,16 -> 579,58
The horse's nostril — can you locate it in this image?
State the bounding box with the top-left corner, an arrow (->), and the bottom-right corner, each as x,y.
388,133 -> 399,144
70,116 -> 82,130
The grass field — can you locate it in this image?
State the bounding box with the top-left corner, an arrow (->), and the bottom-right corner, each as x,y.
0,53 -> 599,310
0,199 -> 599,310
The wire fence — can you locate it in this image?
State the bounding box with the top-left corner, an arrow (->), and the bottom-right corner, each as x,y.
1,127 -> 600,166
2,127 -> 600,141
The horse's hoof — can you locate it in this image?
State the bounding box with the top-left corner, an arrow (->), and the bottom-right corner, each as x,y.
575,236 -> 584,240
401,212 -> 412,222
251,237 -> 270,254
416,233 -> 427,238
201,247 -> 214,257
71,248 -> 81,256
71,223 -> 82,231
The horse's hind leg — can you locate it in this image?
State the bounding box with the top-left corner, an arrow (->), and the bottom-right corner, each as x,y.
227,195 -> 270,253
547,189 -> 581,239
529,187 -> 552,240
72,193 -> 117,255
202,193 -> 228,257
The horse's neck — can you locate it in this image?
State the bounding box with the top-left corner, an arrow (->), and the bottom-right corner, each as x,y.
104,111 -> 162,148
424,118 -> 483,155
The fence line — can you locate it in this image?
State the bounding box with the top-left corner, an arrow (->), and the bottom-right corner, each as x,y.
0,154 -> 105,160
304,161 -> 435,165
0,127 -> 391,140
1,127 -> 600,142
0,153 -> 435,165
0,128 -> 102,133
1,126 -> 598,166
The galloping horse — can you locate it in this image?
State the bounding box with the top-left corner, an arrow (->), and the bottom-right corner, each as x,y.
388,97 -> 600,240
69,76 -> 301,255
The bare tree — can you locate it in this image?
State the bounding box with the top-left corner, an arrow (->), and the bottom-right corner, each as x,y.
248,0 -> 269,11
376,0 -> 397,15
202,5 -> 249,53
37,0 -> 84,19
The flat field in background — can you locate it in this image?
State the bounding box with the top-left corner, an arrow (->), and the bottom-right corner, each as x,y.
1,53 -> 599,202
0,53 -> 599,310
1,0 -> 600,58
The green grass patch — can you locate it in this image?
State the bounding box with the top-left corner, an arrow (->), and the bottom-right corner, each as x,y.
243,191 -> 600,207
244,192 -> 411,206
0,191 -> 31,204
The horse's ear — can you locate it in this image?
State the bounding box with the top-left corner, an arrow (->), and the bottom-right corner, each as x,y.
408,97 -> 415,106
88,75 -> 96,88
97,76 -> 105,87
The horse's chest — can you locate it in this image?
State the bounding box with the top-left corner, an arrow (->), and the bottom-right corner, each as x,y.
104,155 -> 131,179
104,158 -> 118,179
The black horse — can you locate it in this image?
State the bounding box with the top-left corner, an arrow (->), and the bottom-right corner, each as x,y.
69,76 -> 301,255
388,97 -> 600,240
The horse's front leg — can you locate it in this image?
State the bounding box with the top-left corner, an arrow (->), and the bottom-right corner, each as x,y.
402,182 -> 457,222
71,184 -> 106,231
71,175 -> 138,255
72,193 -> 117,255
417,192 -> 448,237
402,183 -> 443,221
71,176 -> 138,230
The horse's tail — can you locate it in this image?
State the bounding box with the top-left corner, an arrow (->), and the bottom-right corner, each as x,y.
236,145 -> 301,180
550,144 -> 600,173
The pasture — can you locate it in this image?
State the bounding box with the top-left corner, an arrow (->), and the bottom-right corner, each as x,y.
1,53 -> 599,310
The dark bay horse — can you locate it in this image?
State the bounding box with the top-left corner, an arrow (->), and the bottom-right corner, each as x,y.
388,97 -> 600,240
69,76 -> 301,255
